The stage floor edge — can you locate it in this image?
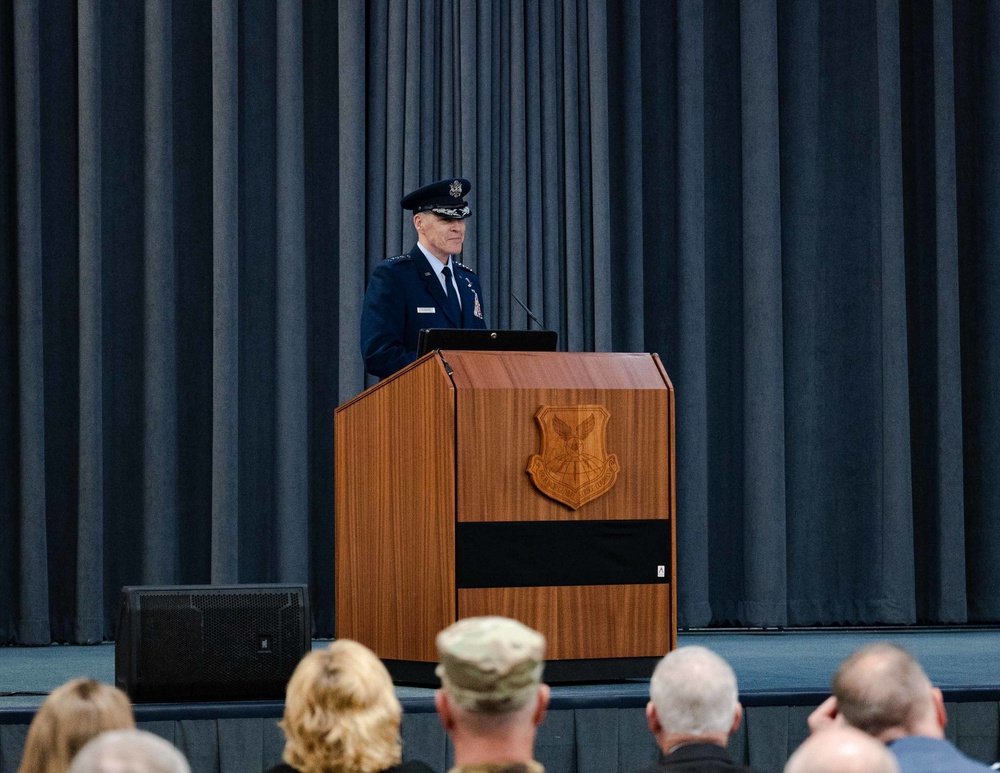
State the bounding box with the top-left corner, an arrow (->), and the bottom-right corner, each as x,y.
3,628 -> 1000,717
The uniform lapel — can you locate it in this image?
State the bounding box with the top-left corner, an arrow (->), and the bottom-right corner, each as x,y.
411,246 -> 460,327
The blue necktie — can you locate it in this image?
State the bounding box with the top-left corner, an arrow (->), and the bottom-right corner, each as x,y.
441,265 -> 463,326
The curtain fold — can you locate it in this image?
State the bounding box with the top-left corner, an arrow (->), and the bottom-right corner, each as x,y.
586,0 -> 612,352
902,0 -> 968,623
613,0 -> 644,354
739,0 -> 788,626
13,0 -> 51,646
925,0 -> 968,622
76,0 -> 103,644
0,0 -> 17,644
337,0 -> 366,403
275,0 -> 309,584
874,0 -> 918,624
210,0 -> 239,585
1,0 -> 999,643
674,0 -> 712,629
958,0 -> 1000,621
142,0 -> 178,587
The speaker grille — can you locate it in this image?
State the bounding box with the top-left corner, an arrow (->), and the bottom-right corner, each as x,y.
137,594 -> 204,691
119,585 -> 309,702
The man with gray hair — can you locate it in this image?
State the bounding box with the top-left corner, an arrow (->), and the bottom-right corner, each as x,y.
808,642 -> 995,773
635,646 -> 760,773
785,725 -> 899,773
68,729 -> 190,773
434,616 -> 550,773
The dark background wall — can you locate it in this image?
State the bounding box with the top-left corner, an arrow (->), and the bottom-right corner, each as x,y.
1,0 -> 998,644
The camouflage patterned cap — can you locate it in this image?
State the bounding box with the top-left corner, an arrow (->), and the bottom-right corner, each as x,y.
435,616 -> 546,713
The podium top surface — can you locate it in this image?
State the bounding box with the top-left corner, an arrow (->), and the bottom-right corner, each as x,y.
441,350 -> 671,391
337,351 -> 672,414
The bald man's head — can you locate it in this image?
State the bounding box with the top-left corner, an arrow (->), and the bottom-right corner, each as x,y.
785,726 -> 899,773
831,644 -> 937,738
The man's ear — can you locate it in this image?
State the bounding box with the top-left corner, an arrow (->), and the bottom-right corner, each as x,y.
730,702 -> 743,734
646,701 -> 663,736
931,687 -> 947,729
435,690 -> 455,731
532,684 -> 551,726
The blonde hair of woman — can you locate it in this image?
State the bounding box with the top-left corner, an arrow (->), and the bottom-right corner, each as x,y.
279,640 -> 414,773
18,678 -> 135,773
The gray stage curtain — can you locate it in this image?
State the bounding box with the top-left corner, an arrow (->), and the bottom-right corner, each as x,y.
1,0 -> 999,644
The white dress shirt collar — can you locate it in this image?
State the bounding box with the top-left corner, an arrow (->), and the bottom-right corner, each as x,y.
417,242 -> 462,308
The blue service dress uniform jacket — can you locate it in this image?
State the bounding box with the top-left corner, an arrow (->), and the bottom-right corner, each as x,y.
888,736 -> 996,773
634,742 -> 763,773
360,244 -> 487,379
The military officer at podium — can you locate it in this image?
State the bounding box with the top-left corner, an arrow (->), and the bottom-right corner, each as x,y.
360,178 -> 487,379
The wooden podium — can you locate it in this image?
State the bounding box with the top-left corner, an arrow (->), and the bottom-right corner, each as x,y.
334,350 -> 676,683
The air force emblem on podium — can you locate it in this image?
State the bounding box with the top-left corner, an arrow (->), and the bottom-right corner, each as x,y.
526,405 -> 619,510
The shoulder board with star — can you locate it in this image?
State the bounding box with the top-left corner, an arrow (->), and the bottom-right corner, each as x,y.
384,254 -> 410,264
453,260 -> 476,274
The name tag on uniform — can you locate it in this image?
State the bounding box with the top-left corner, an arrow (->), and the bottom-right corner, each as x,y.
417,306 -> 435,314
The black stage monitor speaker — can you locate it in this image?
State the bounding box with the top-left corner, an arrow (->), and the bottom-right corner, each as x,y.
115,584 -> 310,702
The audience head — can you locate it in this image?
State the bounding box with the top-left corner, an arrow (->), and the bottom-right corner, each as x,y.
434,616 -> 549,762
436,616 -> 546,715
785,725 -> 899,773
18,678 -> 135,773
831,643 -> 945,741
646,646 -> 741,752
279,639 -> 403,773
67,730 -> 189,773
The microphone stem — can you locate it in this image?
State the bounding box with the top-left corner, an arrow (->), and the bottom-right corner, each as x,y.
511,292 -> 543,329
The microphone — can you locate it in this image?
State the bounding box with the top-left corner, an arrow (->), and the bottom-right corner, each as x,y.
510,292 -> 544,329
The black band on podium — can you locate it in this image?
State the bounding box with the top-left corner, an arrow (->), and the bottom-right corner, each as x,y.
455,519 -> 671,588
